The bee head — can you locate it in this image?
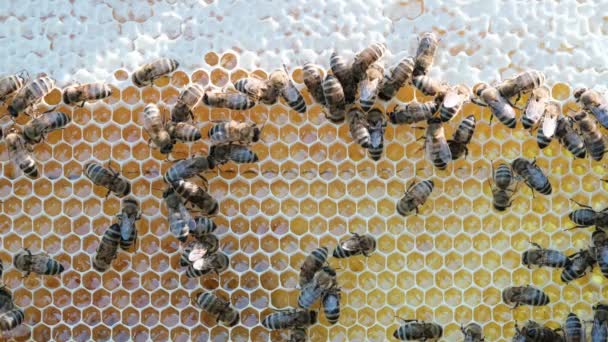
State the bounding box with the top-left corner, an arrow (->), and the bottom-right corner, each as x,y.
252,126 -> 261,142
572,88 -> 586,100
160,143 -> 174,155
120,182 -> 132,197
7,105 -> 19,118
427,117 -> 442,124
309,310 -> 318,324
521,251 -> 530,265
226,312 -> 240,327
472,83 -> 489,97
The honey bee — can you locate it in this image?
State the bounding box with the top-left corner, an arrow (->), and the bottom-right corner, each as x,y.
574,88 -> 608,129
179,235 -> 220,268
190,216 -> 217,238
511,158 -> 552,196
448,115 -> 476,160
163,188 -> 195,242
171,84 -> 205,122
8,76 -> 55,117
489,162 -> 516,212
537,101 -> 560,149
522,242 -> 569,269
471,83 -> 516,128
461,323 -> 484,342
568,201 -> 608,230
593,304 -> 608,342
322,288 -> 341,325
366,108 -> 387,161
358,61 -> 384,112
496,70 -> 545,102
0,287 -> 23,332
593,230 -> 608,278
92,223 -> 120,272
261,309 -> 318,330
163,156 -> 215,184
388,101 -> 437,125
555,116 -> 586,159
522,87 -> 549,129
5,129 -> 39,179
13,249 -> 64,277
595,303 -> 608,325
0,72 -> 27,103
208,120 -> 261,145
132,58 -> 179,87
412,75 -> 448,97
438,85 -> 468,122
22,110 -> 71,144
393,319 -> 443,341
352,43 -> 386,83
165,121 -> 202,144
288,328 -> 308,342
234,76 -> 274,103
513,321 -> 564,342
378,57 -> 414,101
330,52 -> 356,104
191,292 -> 239,327
302,62 -> 325,105
397,179 -> 434,216
561,249 -> 596,283
202,88 -> 256,110
265,69 -> 290,104
298,266 -> 338,309
502,286 -> 550,308
62,82 -> 113,106
572,110 -> 606,161
425,117 -> 452,169
413,32 -> 438,77
333,233 -> 376,258
143,103 -> 173,154
208,143 -> 259,165
117,197 -> 140,251
281,66 -> 307,113
185,251 -> 229,278
84,161 -> 131,197
346,107 -> 370,148
172,179 -> 219,216
322,74 -> 346,123
563,312 -> 583,342
299,247 -> 329,287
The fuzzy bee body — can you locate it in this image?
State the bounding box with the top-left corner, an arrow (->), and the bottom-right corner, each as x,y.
22,110 -> 71,144
569,206 -> 608,229
0,308 -> 24,332
281,76 -> 307,113
388,101 -> 437,125
573,110 -> 606,161
165,122 -> 201,144
472,83 -> 516,128
448,114 -> 476,160
330,52 -> 356,103
191,216 -> 217,237
262,309 -> 318,330
564,312 -> 583,342
266,69 -> 290,104
522,87 -> 549,129
62,82 -> 112,106
299,247 -> 329,287
302,63 -> 325,105
561,249 -> 595,283
574,88 -> 608,129
0,288 -> 14,313
322,75 -> 346,123
163,188 -> 195,242
171,84 -> 205,122
8,76 -> 55,117
352,43 -> 386,83
185,251 -> 229,278
366,108 -> 387,161
172,179 -> 219,216
393,320 -> 443,341
522,243 -> 569,269
0,73 -> 27,102
164,156 -> 214,184
556,116 -> 586,159
438,85 -> 468,122
593,230 -> 608,278
425,118 -> 451,169
513,321 -> 564,342
497,70 -> 545,100
413,32 -> 438,77
234,77 -> 270,102
117,197 -> 140,251
378,57 -> 414,101
333,233 -> 376,258
322,289 -> 340,325
346,108 -> 370,148
14,249 -> 64,276
397,180 -> 434,216
358,62 -> 384,112
209,143 -> 259,165
461,323 -> 484,342
203,89 -> 256,110
93,223 -> 121,272
490,162 -> 515,211
132,58 -> 179,87
413,75 -> 447,97
298,266 -> 338,309
208,120 -> 260,145
502,286 -> 550,308
143,103 -> 173,154
5,130 -> 39,178
84,162 -> 131,197
192,292 -> 239,327
512,158 -> 552,195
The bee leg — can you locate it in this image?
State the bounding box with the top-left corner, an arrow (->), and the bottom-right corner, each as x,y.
569,199 -> 592,209
105,189 -> 112,199
530,242 -> 542,249
80,101 -> 86,108
469,98 -> 487,108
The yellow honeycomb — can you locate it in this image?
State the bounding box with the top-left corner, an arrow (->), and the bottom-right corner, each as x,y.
0,50 -> 606,342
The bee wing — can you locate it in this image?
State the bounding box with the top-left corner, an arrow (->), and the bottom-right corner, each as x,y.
441,90 -> 462,108
487,96 -> 515,117
523,97 -> 546,124
188,245 -> 209,262
340,237 -> 362,252
542,113 -> 558,138
119,218 -> 135,241
192,256 -> 210,271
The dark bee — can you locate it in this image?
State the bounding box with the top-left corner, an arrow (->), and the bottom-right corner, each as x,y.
208,120 -> 261,145
166,121 -> 202,143
393,319 -> 443,341
346,107 -> 370,148
208,143 -> 259,165
563,312 -> 583,342
413,32 -> 438,77
513,320 -> 564,342
425,117 -> 451,169
461,323 -> 484,342
496,70 -> 545,101
511,158 -> 552,196
322,288 -> 340,325
595,303 -> 608,324
593,230 -> 608,278
522,87 -> 549,129
5,129 -> 39,178
179,236 -> 220,267
573,88 -> 608,129
22,110 -> 71,144
333,233 -> 376,258
8,76 -> 55,117
92,223 -> 120,272
537,101 -> 560,149
299,247 -> 329,287
378,56 -> 414,101
117,197 -> 140,251
163,187 -> 195,242
568,201 -> 608,230
0,72 -> 27,102
302,62 -> 325,105
298,266 -> 338,309
191,292 -> 239,327
62,82 -> 113,106
397,179 -> 434,216
438,84 -> 468,122
288,328 -> 308,342
163,156 -> 215,184
203,88 -> 256,110
143,103 -> 173,154
561,249 -> 595,283
358,61 -> 384,112
322,74 -> 346,123
555,116 -> 586,159
522,242 -> 568,269
366,108 -> 387,161
388,101 -> 437,125
448,114 -> 476,160
471,83 -> 516,128
84,161 -> 131,197
330,52 -> 355,103
171,84 -> 205,122
281,66 -> 307,113
572,110 -> 606,161
261,309 -> 318,330
185,251 -> 229,278
132,58 -> 179,87
502,286 -> 550,308
412,75 -> 448,97
190,216 -> 217,238
351,42 -> 386,83
171,179 -> 219,216
13,248 -> 64,277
